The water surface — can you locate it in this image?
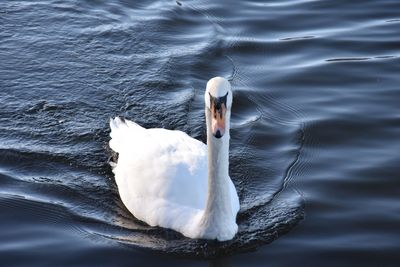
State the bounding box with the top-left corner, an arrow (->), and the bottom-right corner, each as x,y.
0,0 -> 399,266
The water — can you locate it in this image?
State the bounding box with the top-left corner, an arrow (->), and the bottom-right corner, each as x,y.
0,0 -> 399,266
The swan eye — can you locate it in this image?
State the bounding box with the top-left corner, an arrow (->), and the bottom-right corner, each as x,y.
219,92 -> 228,107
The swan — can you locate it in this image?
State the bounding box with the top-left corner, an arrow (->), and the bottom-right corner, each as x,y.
109,77 -> 239,241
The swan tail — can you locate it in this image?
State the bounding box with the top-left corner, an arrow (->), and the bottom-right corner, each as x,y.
109,117 -> 143,153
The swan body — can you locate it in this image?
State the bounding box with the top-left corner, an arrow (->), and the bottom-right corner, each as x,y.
109,77 -> 239,241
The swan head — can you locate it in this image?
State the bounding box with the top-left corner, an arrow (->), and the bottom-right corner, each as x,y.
205,77 -> 233,139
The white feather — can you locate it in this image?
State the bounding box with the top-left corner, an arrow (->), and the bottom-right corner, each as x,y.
109,77 -> 239,241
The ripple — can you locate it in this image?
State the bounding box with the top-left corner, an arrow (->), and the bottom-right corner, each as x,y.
386,19 -> 400,23
280,35 -> 315,41
326,57 -> 371,62
0,146 -> 304,258
326,55 -> 398,62
5,0 -> 400,264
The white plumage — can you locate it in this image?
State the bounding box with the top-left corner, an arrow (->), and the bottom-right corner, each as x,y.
109,77 -> 239,241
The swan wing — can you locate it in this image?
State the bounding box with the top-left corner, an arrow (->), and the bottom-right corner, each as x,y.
109,117 -> 208,228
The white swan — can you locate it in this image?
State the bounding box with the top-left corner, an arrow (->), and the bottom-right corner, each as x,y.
109,77 -> 239,241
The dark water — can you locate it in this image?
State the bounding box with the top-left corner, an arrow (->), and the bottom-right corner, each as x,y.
1,0 -> 399,266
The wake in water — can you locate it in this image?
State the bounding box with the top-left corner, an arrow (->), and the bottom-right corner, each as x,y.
0,0 -> 306,258
0,128 -> 305,258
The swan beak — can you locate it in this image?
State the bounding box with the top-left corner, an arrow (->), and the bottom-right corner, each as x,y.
210,101 -> 227,139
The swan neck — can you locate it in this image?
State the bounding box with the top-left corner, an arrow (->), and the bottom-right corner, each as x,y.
201,109 -> 233,225
207,133 -> 229,183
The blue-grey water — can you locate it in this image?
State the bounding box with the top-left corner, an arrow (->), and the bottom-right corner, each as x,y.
1,0 -> 399,266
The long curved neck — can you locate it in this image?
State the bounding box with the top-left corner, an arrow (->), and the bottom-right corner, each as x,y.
206,128 -> 230,207
200,109 -> 233,231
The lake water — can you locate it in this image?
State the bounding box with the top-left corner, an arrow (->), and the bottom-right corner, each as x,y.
1,0 -> 399,266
